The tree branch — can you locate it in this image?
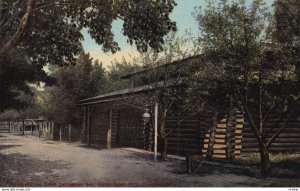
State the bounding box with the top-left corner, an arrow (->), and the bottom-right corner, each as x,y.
0,0 -> 26,32
176,112 -> 196,126
163,129 -> 174,139
32,2 -> 79,12
233,83 -> 265,148
266,102 -> 298,148
0,0 -> 34,57
262,97 -> 277,124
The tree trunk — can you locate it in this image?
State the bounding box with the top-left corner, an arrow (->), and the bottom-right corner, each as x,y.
0,0 -> 34,56
160,138 -> 167,160
159,107 -> 168,160
260,147 -> 270,177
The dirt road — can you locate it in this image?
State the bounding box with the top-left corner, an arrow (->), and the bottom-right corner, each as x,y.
0,133 -> 260,187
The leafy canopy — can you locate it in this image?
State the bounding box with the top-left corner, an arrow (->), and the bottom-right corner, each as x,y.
40,53 -> 106,124
0,0 -> 177,111
187,0 -> 299,176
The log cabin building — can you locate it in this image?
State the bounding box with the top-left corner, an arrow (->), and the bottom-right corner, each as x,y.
78,55 -> 300,159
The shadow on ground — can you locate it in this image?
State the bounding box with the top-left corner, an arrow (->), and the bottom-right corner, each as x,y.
0,153 -> 70,187
270,159 -> 300,178
171,160 -> 259,177
0,145 -> 22,151
76,144 -> 108,150
170,157 -> 300,180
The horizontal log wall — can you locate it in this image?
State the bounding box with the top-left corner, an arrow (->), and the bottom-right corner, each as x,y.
111,109 -> 119,146
241,107 -> 300,153
165,113 -> 208,156
118,108 -> 145,149
90,108 -> 109,146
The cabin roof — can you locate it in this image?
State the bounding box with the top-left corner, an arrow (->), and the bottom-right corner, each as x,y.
78,78 -> 184,106
120,54 -> 204,79
78,54 -> 207,106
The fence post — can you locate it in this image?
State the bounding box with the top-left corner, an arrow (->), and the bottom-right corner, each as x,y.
22,119 -> 25,135
69,124 -> 71,142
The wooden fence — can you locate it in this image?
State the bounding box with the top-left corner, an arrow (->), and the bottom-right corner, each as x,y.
0,121 -> 11,133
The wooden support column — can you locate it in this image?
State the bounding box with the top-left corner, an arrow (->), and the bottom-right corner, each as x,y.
69,124 -> 72,142
154,102 -> 158,164
22,119 -> 25,135
107,109 -> 112,149
59,126 -> 62,141
50,122 -> 53,140
81,107 -> 87,143
31,121 -> 34,134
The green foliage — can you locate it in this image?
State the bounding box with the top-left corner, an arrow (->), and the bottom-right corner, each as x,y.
274,0 -> 300,44
188,0 -> 299,176
105,58 -> 141,92
0,0 -> 177,111
0,88 -> 43,120
274,0 -> 300,82
188,0 -> 297,111
41,53 -> 106,124
139,30 -> 201,68
0,109 -> 19,120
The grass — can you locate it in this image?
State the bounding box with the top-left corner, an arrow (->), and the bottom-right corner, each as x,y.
208,153 -> 300,180
228,153 -> 300,166
266,179 -> 300,187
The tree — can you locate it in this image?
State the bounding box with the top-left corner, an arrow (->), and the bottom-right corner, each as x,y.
41,53 -> 106,125
274,0 -> 300,81
0,0 -> 177,111
105,58 -> 142,93
188,0 -> 299,177
119,31 -> 201,159
0,88 -> 43,134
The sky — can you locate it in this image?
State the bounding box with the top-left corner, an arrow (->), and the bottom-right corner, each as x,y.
81,0 -> 274,68
81,0 -> 204,67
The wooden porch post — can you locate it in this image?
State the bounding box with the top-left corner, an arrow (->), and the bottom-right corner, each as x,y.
59,126 -> 62,141
69,124 -> 71,142
82,107 -> 87,143
31,121 -> 34,134
154,102 -> 158,164
22,119 -> 25,135
107,109 -> 112,149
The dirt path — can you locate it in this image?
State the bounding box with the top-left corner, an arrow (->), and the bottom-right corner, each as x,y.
0,133 -> 261,187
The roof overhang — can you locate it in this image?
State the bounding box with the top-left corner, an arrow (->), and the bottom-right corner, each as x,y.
77,78 -> 184,106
